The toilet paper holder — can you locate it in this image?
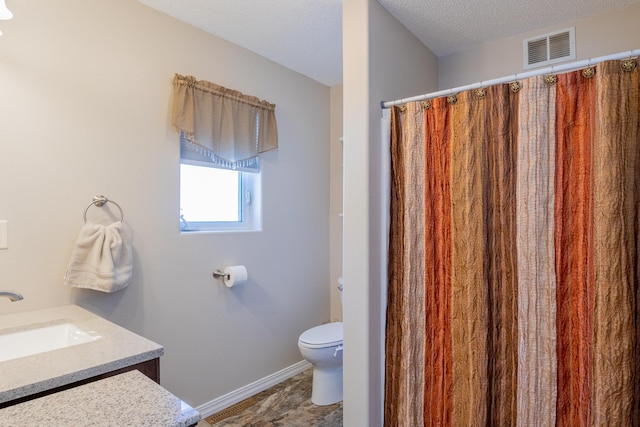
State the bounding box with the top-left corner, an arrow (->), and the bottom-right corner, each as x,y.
212,269 -> 230,280
213,265 -> 248,288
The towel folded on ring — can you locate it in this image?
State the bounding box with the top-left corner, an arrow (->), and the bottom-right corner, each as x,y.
64,222 -> 132,293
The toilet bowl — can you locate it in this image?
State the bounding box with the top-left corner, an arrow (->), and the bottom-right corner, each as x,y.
297,278 -> 344,405
298,322 -> 343,405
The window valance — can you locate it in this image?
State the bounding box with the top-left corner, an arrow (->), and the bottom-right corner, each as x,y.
171,74 -> 278,167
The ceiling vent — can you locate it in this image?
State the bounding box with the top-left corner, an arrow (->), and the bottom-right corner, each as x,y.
523,27 -> 575,69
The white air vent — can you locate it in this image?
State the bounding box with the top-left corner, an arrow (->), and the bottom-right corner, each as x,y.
523,27 -> 575,69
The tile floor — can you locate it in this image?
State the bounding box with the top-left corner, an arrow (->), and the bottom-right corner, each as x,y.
197,368 -> 342,426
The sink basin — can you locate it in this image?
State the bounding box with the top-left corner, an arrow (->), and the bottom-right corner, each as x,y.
0,323 -> 101,362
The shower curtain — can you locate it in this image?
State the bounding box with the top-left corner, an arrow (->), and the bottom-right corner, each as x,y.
384,59 -> 640,426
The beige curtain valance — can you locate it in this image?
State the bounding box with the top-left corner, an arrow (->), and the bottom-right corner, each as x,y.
171,74 -> 278,165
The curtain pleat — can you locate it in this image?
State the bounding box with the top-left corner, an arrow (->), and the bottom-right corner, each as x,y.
591,61 -> 640,425
482,85 -> 519,427
450,91 -> 489,427
554,69 -> 595,427
422,97 -> 453,427
516,76 -> 557,427
385,102 -> 427,426
385,59 -> 640,427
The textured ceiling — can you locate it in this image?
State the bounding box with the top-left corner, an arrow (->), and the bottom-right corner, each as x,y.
378,0 -> 640,57
138,0 -> 639,87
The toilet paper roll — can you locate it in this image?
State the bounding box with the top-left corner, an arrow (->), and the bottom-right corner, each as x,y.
223,265 -> 248,288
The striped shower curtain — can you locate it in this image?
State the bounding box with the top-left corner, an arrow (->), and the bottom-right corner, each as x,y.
384,59 -> 640,426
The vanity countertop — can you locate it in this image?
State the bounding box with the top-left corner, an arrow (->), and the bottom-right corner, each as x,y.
0,370 -> 200,427
0,304 -> 164,404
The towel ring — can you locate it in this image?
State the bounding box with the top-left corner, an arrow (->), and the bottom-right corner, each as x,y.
83,195 -> 124,223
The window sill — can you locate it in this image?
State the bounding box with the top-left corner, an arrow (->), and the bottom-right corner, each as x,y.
179,228 -> 261,235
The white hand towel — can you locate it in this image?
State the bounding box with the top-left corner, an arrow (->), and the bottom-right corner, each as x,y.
64,221 -> 132,293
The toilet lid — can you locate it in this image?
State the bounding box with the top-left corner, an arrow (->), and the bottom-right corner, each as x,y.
299,322 -> 343,348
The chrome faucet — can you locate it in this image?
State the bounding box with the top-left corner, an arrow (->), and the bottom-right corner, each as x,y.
0,291 -> 23,302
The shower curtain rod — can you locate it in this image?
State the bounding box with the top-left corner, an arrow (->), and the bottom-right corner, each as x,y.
381,48 -> 640,109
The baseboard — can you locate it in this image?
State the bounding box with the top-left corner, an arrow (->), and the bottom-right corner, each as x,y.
195,360 -> 312,418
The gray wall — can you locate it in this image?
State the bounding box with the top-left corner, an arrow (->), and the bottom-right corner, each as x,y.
342,1 -> 438,425
439,3 -> 640,89
329,85 -> 344,322
0,0 -> 330,408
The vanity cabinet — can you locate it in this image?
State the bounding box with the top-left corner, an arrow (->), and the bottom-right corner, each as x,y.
0,357 -> 160,409
0,305 -> 164,409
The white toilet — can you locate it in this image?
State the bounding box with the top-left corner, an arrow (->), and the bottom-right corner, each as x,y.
298,277 -> 344,405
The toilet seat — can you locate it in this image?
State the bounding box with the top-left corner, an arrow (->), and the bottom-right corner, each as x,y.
298,322 -> 343,349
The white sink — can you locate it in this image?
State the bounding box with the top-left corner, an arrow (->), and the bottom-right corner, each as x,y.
0,323 -> 101,362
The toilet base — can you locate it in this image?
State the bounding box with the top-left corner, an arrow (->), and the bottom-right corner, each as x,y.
311,365 -> 343,406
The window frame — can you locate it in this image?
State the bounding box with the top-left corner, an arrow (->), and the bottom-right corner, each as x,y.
179,158 -> 261,233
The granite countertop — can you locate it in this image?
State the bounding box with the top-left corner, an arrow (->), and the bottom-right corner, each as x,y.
0,304 -> 164,404
0,370 -> 200,427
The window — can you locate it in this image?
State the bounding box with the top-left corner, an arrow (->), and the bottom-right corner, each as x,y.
179,136 -> 261,232
180,164 -> 240,223
170,74 -> 277,233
